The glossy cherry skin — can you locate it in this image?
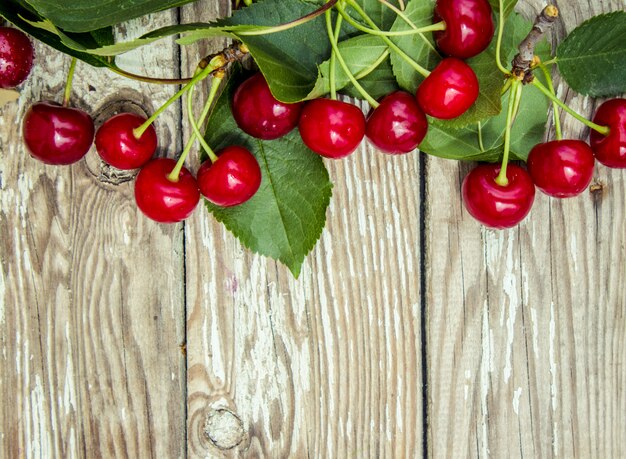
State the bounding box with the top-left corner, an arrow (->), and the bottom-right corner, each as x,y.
366,91 -> 428,154
433,0 -> 494,59
95,113 -> 157,170
0,27 -> 34,88
232,72 -> 303,140
22,101 -> 95,165
416,58 -> 479,119
197,146 -> 262,207
134,158 -> 200,223
589,98 -> 626,168
462,163 -> 535,229
527,140 -> 595,197
298,99 -> 366,158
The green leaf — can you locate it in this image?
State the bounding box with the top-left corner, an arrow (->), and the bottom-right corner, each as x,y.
21,0 -> 199,33
388,0 -> 441,92
0,1 -> 114,68
488,0 -> 517,18
203,68 -> 333,277
420,78 -> 549,162
312,34 -> 399,100
346,0 -> 398,30
556,11 -> 626,97
179,0 -> 342,103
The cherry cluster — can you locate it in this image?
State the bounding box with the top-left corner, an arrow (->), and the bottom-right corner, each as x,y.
2,0 -> 626,232
2,26 -> 263,224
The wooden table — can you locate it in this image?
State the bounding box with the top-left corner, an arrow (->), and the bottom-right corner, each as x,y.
1,0 -> 624,457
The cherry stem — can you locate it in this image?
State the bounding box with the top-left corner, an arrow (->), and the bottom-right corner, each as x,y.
168,71 -> 224,182
494,0 -> 510,75
477,121 -> 485,152
538,63 -> 562,140
236,0 -> 338,35
133,56 -> 224,140
186,73 -> 223,165
343,0 -> 430,78
336,12 -> 445,37
109,66 -> 193,85
495,79 -> 522,186
531,79 -> 610,136
324,9 -> 379,108
63,58 -> 77,107
327,7 -> 341,100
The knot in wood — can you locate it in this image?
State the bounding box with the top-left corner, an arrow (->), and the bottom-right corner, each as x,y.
204,408 -> 245,450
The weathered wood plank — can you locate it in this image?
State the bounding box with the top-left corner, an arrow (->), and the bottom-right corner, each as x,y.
0,13 -> 187,458
180,3 -> 424,456
425,1 -> 626,457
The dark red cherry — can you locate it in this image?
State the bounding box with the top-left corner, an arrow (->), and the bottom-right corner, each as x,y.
366,91 -> 428,154
232,72 -> 303,140
197,146 -> 262,207
433,0 -> 494,59
298,98 -> 366,159
95,113 -> 157,170
134,158 -> 200,223
527,140 -> 595,197
0,27 -> 34,88
417,58 -> 479,120
22,101 -> 94,165
462,163 -> 535,229
589,98 -> 626,168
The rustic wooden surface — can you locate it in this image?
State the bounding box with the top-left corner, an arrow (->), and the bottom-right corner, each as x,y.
0,0 -> 624,457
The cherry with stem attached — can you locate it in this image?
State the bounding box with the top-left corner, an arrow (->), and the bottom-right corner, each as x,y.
298,10 -> 366,159
23,58 -> 95,166
527,65 -> 595,197
134,59 -> 227,223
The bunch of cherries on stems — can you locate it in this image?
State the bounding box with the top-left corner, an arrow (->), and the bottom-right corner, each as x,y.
0,0 -> 624,229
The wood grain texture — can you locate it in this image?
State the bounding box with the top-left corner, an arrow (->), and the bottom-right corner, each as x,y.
180,4 -> 423,456
425,1 -> 626,457
0,12 -> 186,458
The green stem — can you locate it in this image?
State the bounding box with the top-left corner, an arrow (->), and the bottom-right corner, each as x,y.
325,10 -> 379,107
335,13 -> 445,37
495,80 -> 521,186
531,79 -> 610,135
538,63 -> 562,140
541,57 -> 558,66
501,77 -> 512,96
63,58 -> 77,107
477,121 -> 485,152
186,75 -> 223,165
110,66 -> 193,85
343,0 -> 430,78
494,0 -> 510,75
133,62 -> 216,139
168,72 -> 224,181
327,7 -> 342,100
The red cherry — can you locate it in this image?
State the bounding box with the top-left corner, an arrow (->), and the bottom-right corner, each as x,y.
22,101 -> 94,165
95,113 -> 157,170
0,27 -> 34,88
298,98 -> 366,159
527,140 -> 595,197
365,91 -> 428,154
416,58 -> 479,120
232,72 -> 303,140
462,163 -> 535,229
197,146 -> 262,207
134,158 -> 200,223
433,0 -> 494,59
589,98 -> 626,168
